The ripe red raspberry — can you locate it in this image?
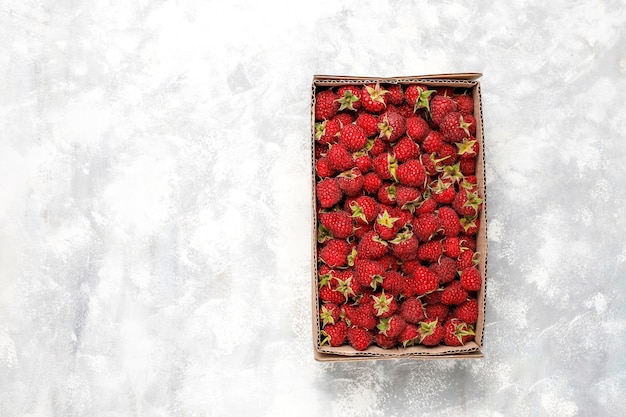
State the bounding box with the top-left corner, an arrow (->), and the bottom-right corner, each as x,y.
460,157 -> 477,176
371,291 -> 398,318
430,94 -> 457,127
315,90 -> 340,121
452,189 -> 482,218
405,116 -> 430,142
413,213 -> 441,242
320,210 -> 354,239
386,84 -> 405,105
414,193 -> 438,215
334,269 -> 360,300
377,112 -> 406,142
347,326 -> 373,351
319,276 -> 346,305
326,143 -> 354,172
417,317 -> 444,346
430,178 -> 457,205
398,323 -> 419,347
438,206 -> 461,237
375,332 -> 397,349
421,130 -> 444,154
396,159 -> 426,188
457,249 -> 479,270
463,114 -> 477,136
320,320 -> 347,346
417,240 -> 443,263
454,298 -> 479,324
315,142 -> 328,160
372,152 -> 398,181
354,258 -> 385,289
395,185 -> 420,209
456,137 -> 479,160
348,195 -> 379,225
404,84 -> 434,113
333,112 -> 354,127
356,113 -> 380,137
337,167 -> 364,197
422,293 -> 442,309
353,152 -> 372,173
319,303 -> 341,327
315,119 -> 341,145
377,315 -> 406,338
390,230 -> 419,261
315,157 -> 334,178
389,206 -> 412,229
424,303 -> 449,323
377,183 -> 397,206
392,103 -> 414,118
357,230 -> 388,260
374,209 -> 401,241
362,172 -> 383,195
381,270 -> 406,296
460,266 -> 482,291
347,304 -> 378,330
400,259 -> 421,275
429,255 -> 458,284
316,178 -> 342,208
441,281 -> 468,306
392,136 -> 420,162
453,94 -> 474,116
338,124 -> 368,152
439,111 -> 471,142
399,297 -> 426,324
367,137 -> 388,156
411,265 -> 439,295
442,236 -> 463,259
463,175 -> 479,190
336,85 -> 362,111
318,238 -> 350,268
361,83 -> 389,113
460,234 -> 477,252
419,153 -> 445,178
377,253 -> 400,271
438,143 -> 459,165
443,318 -> 475,346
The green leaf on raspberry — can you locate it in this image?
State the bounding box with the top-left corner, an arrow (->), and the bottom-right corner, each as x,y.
454,322 -> 475,344
336,276 -> 355,301
414,87 -> 436,113
365,83 -> 389,104
319,305 -> 336,327
441,162 -> 463,183
372,291 -> 392,316
319,272 -> 333,289
317,224 -> 333,243
335,90 -> 360,111
377,210 -> 400,228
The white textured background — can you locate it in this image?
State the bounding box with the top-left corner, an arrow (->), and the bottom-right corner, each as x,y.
1,1 -> 626,416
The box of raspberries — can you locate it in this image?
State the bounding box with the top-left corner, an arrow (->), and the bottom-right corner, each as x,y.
311,73 -> 487,361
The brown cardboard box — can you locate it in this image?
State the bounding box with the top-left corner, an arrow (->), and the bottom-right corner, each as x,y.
311,74 -> 487,361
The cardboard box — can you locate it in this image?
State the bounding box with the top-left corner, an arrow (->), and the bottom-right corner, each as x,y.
311,74 -> 487,361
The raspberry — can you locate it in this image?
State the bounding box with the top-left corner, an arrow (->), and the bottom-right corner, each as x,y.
347,326 -> 373,351
460,266 -> 482,291
454,299 -> 479,324
440,281 -> 468,306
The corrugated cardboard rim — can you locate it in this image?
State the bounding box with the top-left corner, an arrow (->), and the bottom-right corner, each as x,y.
314,349 -> 484,362
314,73 -> 483,82
311,73 -> 487,362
